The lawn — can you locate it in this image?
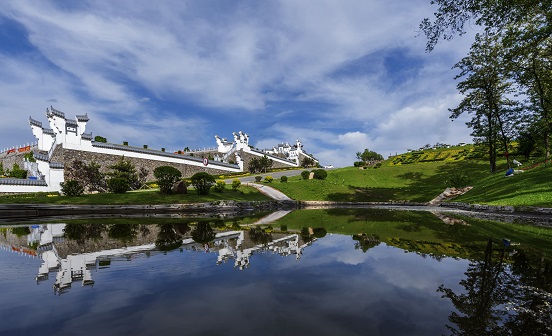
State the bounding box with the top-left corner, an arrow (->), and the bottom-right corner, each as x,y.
270,160 -> 491,202
0,186 -> 271,205
451,164 -> 552,207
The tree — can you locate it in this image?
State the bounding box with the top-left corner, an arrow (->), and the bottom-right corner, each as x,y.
0,161 -> 4,176
60,180 -> 84,196
155,224 -> 183,251
153,166 -> 182,195
7,163 -> 27,179
517,131 -> 537,160
107,177 -> 129,194
107,157 -> 138,191
356,148 -> 384,165
248,155 -> 273,173
301,156 -> 316,168
65,159 -> 107,193
191,222 -> 216,244
449,33 -> 518,172
420,0 -> 552,52
190,172 -> 215,195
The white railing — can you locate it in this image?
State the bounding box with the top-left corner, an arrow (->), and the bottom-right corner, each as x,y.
24,160 -> 42,179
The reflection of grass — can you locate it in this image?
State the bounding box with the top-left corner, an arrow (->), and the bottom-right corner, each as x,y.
273,209 -> 552,259
451,164 -> 552,207
0,186 -> 271,204
272,160 -> 490,202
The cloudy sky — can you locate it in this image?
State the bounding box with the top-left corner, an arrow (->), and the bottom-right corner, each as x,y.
0,0 -> 477,166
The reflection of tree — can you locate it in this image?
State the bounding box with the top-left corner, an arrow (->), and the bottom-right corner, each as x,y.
249,227 -> 272,245
107,224 -> 138,244
64,223 -> 105,244
352,233 -> 380,252
438,239 -> 552,335
155,224 -> 182,252
191,222 -> 216,244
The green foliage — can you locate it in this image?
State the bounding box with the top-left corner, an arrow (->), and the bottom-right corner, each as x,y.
8,164 -> 27,179
517,131 -> 537,160
255,175 -> 262,182
192,222 -> 216,244
301,157 -> 316,168
264,175 -> 274,183
94,135 -> 107,143
356,148 -> 384,164
248,155 -> 273,173
232,179 -> 241,190
280,224 -> 287,232
312,169 -> 328,180
66,160 -> 107,193
60,180 -> 84,196
190,172 -> 215,195
445,172 -> 470,188
143,144 -> 148,149
280,175 -> 288,183
107,177 -> 130,194
0,161 -> 3,176
213,180 -> 226,193
24,152 -> 35,162
301,170 -> 311,180
153,166 -> 182,195
108,157 -> 138,191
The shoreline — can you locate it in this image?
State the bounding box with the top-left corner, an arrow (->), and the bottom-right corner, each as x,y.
1,200 -> 551,224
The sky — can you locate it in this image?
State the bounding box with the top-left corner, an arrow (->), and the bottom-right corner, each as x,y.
0,0 -> 478,167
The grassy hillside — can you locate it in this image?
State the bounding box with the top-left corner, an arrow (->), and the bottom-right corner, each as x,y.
451,163 -> 552,207
272,159 -> 491,202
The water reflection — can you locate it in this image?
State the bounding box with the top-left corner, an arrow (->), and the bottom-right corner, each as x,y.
2,221 -> 316,295
1,209 -> 551,335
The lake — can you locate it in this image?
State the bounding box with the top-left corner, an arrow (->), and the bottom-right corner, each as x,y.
1,208 -> 551,336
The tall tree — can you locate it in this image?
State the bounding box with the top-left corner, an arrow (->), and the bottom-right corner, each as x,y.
450,33 -> 518,172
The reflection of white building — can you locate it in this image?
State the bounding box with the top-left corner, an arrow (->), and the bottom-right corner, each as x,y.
4,223 -> 318,295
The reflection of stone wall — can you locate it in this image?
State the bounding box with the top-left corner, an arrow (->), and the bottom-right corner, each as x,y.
56,147 -> 236,180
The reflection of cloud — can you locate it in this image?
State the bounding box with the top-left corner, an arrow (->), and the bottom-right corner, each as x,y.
1,234 -> 467,335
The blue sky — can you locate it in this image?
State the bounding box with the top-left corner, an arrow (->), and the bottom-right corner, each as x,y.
0,0 -> 477,166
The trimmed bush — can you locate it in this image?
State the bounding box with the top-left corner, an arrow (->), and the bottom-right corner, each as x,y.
255,175 -> 262,182
190,172 -> 215,195
232,179 -> 241,191
280,176 -> 288,183
445,172 -> 470,188
108,177 -> 129,194
312,169 -> 328,180
213,180 -> 226,193
154,166 -> 182,194
60,180 -> 84,197
301,170 -> 311,180
264,175 -> 274,183
8,164 -> 27,179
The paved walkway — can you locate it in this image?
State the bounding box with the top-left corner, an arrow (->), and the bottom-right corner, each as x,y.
246,183 -> 293,201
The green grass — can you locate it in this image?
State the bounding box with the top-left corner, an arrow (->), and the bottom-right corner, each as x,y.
452,164 -> 552,207
271,160 -> 491,202
0,186 -> 271,205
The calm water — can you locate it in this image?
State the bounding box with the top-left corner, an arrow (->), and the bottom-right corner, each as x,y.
1,209 -> 551,336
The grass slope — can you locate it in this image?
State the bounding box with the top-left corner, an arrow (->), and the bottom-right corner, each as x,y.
452,164 -> 552,207
272,160 -> 490,202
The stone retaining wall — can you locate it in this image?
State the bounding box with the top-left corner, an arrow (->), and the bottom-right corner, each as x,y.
0,152 -> 26,172
239,150 -> 297,171
56,147 -> 238,180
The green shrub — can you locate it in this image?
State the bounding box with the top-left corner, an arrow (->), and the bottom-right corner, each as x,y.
280,224 -> 288,232
8,164 -> 27,179
280,176 -> 288,183
232,179 -> 241,190
255,175 -> 262,182
264,176 -> 274,183
213,180 -> 226,192
107,177 -> 129,194
190,172 -> 215,195
301,170 -> 311,180
153,166 -> 182,194
60,180 -> 84,197
312,169 -> 327,180
445,172 -> 470,188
